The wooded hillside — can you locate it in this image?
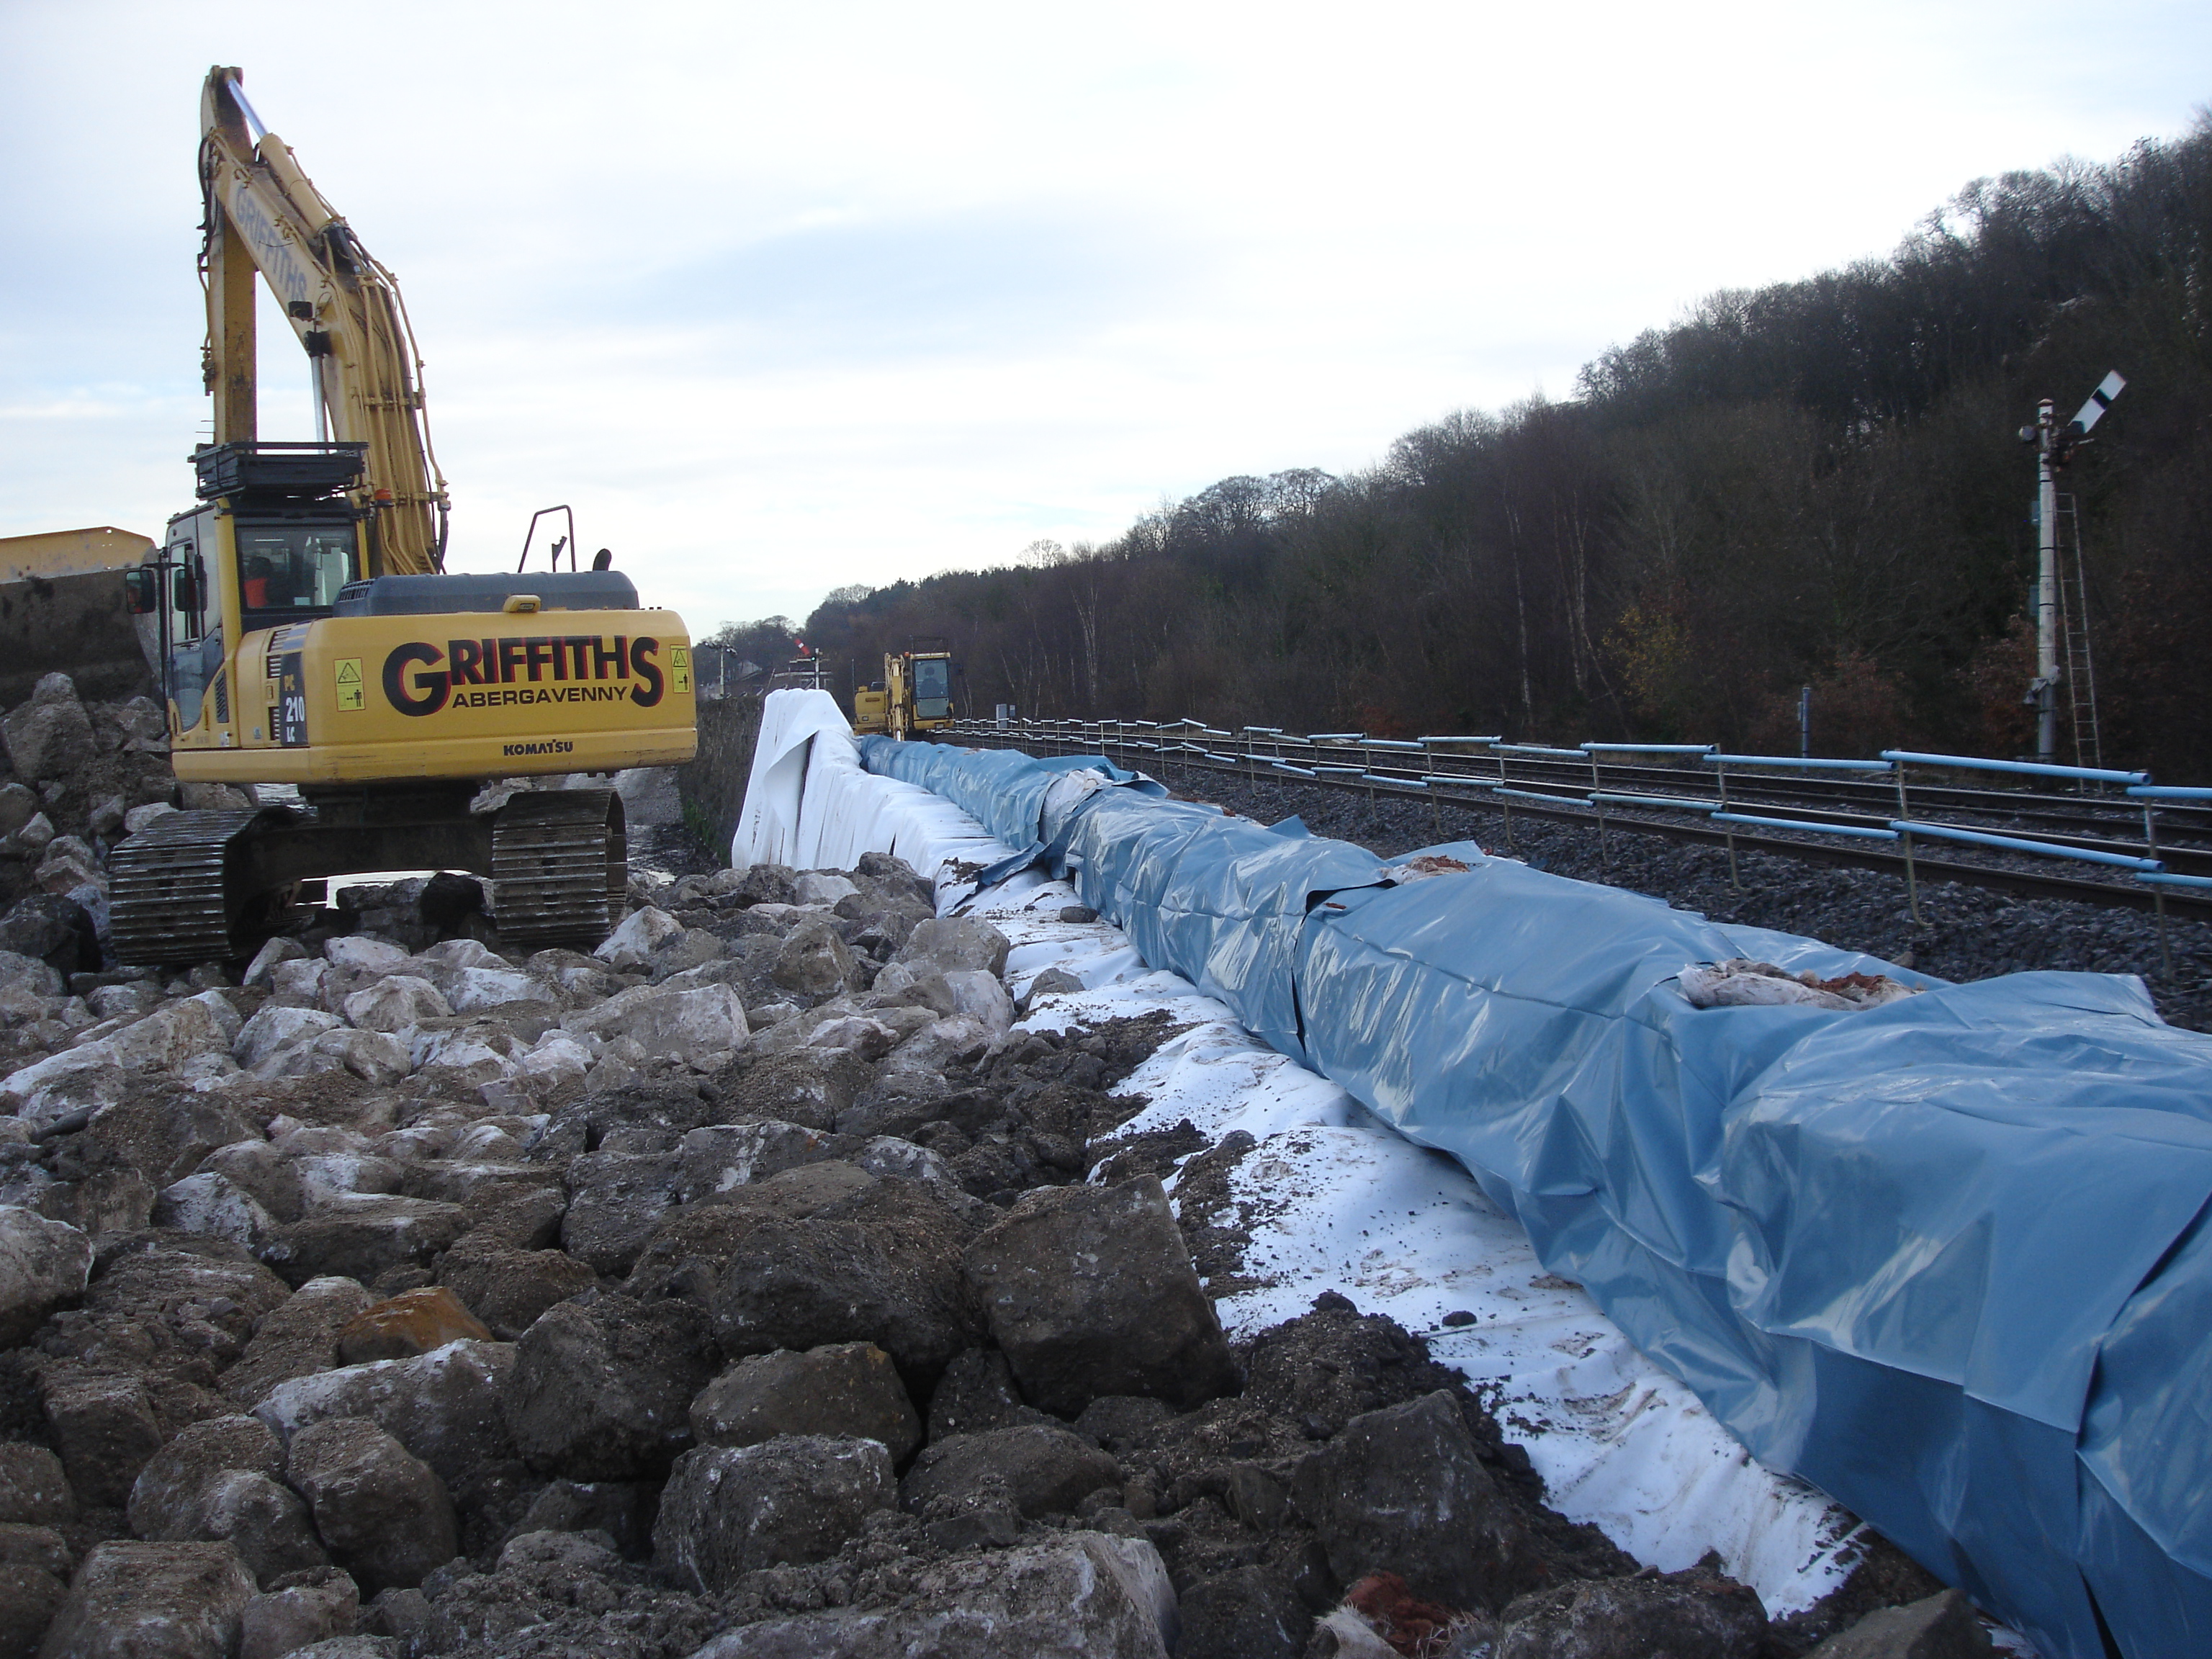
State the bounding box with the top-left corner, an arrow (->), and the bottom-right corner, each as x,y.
769,118 -> 2212,778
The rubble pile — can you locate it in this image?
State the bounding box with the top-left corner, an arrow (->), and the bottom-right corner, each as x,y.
0,680 -> 1984,1657
0,673 -> 186,968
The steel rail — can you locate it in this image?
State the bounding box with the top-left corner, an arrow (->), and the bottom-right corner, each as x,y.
960,721 -> 2212,868
939,723 -> 2212,921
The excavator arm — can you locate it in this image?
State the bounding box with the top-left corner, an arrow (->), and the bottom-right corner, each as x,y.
199,66 -> 448,574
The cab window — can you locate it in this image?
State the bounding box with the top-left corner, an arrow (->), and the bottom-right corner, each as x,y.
912,657 -> 952,717
235,523 -> 358,623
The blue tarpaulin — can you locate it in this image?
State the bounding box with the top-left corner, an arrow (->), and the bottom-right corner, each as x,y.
859,736 -> 2212,1659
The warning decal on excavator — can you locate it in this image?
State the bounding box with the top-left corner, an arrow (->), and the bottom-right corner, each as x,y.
672,647 -> 691,694
334,658 -> 365,711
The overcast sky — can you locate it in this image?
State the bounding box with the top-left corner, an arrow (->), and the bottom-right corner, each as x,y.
2,1 -> 2206,636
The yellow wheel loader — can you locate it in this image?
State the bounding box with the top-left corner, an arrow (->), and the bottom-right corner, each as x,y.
107,69 -> 696,966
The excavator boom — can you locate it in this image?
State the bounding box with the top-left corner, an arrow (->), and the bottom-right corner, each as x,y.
200,66 -> 447,574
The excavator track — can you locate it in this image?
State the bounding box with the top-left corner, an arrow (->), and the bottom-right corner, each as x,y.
107,807 -> 269,966
492,788 -> 626,953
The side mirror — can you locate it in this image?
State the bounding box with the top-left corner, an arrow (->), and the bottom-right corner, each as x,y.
122,569 -> 158,615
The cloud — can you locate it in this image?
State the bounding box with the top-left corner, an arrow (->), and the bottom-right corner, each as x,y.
5,0 -> 2209,635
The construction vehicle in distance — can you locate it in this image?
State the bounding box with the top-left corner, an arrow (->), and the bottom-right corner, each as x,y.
850,641 -> 956,739
106,67 -> 696,966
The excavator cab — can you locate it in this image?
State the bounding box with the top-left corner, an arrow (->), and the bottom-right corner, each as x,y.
146,447 -> 368,752
879,644 -> 958,739
911,655 -> 953,722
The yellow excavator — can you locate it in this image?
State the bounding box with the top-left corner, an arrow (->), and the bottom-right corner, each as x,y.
108,68 -> 696,965
851,643 -> 956,739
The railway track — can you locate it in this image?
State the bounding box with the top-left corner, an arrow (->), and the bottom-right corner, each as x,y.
940,719 -> 2212,925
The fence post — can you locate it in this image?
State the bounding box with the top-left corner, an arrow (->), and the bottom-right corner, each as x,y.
1902,829 -> 1923,925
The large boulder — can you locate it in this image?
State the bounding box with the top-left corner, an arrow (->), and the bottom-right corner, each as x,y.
0,785 -> 41,842
1496,1568 -> 1768,1659
690,1343 -> 920,1464
125,1414 -> 285,1537
621,1164 -> 878,1305
40,1370 -> 164,1509
237,1567 -> 361,1659
896,917 -> 1010,979
433,1235 -> 594,1341
1,678 -> 96,783
0,1445 -> 73,1526
287,1418 -> 458,1593
559,1151 -> 680,1277
1797,1589 -> 1992,1659
1177,1565 -> 1310,1659
341,976 -> 451,1034
223,1277 -> 375,1409
899,1424 -> 1122,1521
961,1177 -> 1237,1416
652,1437 -> 894,1593
1290,1391 -> 1544,1612
593,905 -> 682,971
941,969 -> 1014,1040
0,894 -> 99,976
792,872 -> 859,907
0,1046 -> 121,1128
714,1047 -> 871,1132
336,1287 -> 493,1364
424,962 -> 554,1016
687,1531 -> 1176,1658
258,1195 -> 469,1287
711,1178 -> 979,1391
173,1469 -> 330,1588
0,1554 -> 68,1658
676,1121 -> 859,1202
925,1347 -> 1060,1443
0,1205 -> 89,1344
83,1092 -> 259,1191
323,937 -> 410,976
242,937 -> 307,988
502,1295 -> 717,1479
405,1020 -> 528,1086
769,923 -> 861,1000
252,1339 -> 516,1496
527,1079 -> 714,1161
647,928 -> 726,983
253,1028 -> 410,1087
106,993 -> 243,1076
564,983 -> 750,1068
156,1171 -> 279,1250
37,1540 -> 258,1659
233,1005 -> 344,1071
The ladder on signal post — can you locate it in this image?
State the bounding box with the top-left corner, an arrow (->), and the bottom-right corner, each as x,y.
2054,493 -> 2104,775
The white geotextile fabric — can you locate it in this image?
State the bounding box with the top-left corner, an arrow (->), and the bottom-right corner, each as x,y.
723,692 -> 1920,1623
730,690 -> 1001,877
